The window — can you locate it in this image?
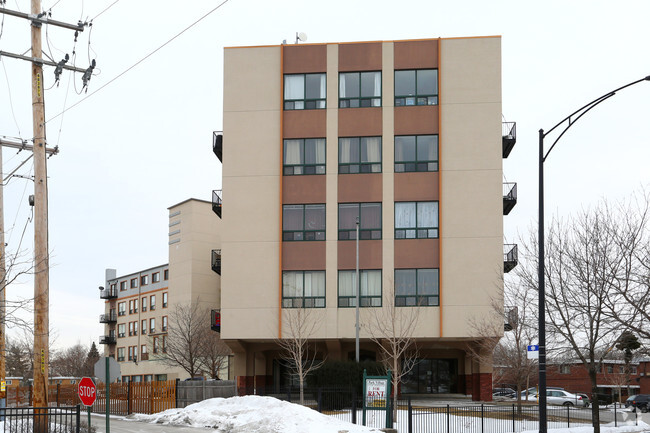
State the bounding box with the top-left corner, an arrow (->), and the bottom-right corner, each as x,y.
118,302 -> 126,316
120,281 -> 127,291
118,324 -> 126,338
144,375 -> 152,382
6,380 -> 12,385
338,270 -> 381,307
110,283 -> 116,292
162,316 -> 168,332
128,346 -> 134,361
150,295 -> 156,310
633,366 -> 638,374
339,71 -> 381,108
395,269 -> 439,306
282,271 -> 325,308
134,298 -> 138,313
122,376 -> 130,383
619,366 -> 625,374
162,292 -> 168,308
395,202 -> 439,239
395,135 -> 438,172
559,365 -> 571,374
134,320 -> 138,335
128,322 -> 134,336
152,272 -> 160,283
153,337 -> 159,354
155,374 -> 167,381
150,318 -> 156,333
283,138 -> 326,175
117,347 -> 125,362
338,203 -> 381,240
132,375 -> 142,383
606,365 -> 614,374
129,300 -> 134,314
130,278 -> 138,288
283,204 -> 325,241
164,269 -> 169,280
141,275 -> 149,286
141,296 -> 147,312
394,69 -> 438,106
141,345 -> 148,361
338,137 -> 381,173
284,73 -> 326,110
162,335 -> 167,353
142,319 -> 147,335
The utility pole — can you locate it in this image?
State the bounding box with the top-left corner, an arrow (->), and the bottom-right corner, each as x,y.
0,145 -> 5,414
0,1 -> 86,421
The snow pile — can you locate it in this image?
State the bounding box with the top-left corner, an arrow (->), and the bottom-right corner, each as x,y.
133,395 -> 382,433
522,426 -> 650,433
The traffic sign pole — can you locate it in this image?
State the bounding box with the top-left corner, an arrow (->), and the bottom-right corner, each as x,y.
106,356 -> 110,433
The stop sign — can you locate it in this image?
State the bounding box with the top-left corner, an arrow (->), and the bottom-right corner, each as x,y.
78,377 -> 97,406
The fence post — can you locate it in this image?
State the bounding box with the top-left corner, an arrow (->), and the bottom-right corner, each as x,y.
317,388 -> 322,413
149,382 -> 154,415
175,378 -> 180,408
481,404 -> 485,433
512,404 -> 515,433
127,381 -> 132,415
352,388 -> 357,425
614,402 -> 617,427
446,404 -> 450,433
76,404 -> 81,433
408,397 -> 412,433
567,404 -> 570,427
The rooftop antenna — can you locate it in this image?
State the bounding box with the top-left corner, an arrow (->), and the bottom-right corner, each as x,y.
295,32 -> 307,44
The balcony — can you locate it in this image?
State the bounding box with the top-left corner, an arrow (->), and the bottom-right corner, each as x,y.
213,131 -> 223,162
99,286 -> 118,300
99,334 -> 116,345
504,244 -> 518,273
212,189 -> 222,218
211,309 -> 220,332
504,306 -> 518,332
502,121 -> 516,158
211,249 -> 221,275
99,312 -> 117,323
503,182 -> 517,215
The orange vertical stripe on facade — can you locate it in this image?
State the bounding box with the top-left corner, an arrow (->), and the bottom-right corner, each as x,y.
437,37 -> 443,338
278,44 -> 284,339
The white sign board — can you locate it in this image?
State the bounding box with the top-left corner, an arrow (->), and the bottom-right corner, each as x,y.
94,356 -> 121,383
365,378 -> 388,407
527,345 -> 539,359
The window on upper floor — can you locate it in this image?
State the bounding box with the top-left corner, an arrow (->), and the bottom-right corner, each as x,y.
141,275 -> 149,286
559,365 -> 571,374
283,204 -> 325,241
282,270 -> 325,308
606,365 -> 614,374
120,281 -> 127,291
283,138 -> 326,176
150,295 -> 156,310
339,71 -> 381,108
338,203 -> 382,240
118,302 -> 126,316
394,69 -> 438,106
130,278 -> 138,289
338,270 -> 381,307
395,135 -> 438,172
395,202 -> 439,239
339,137 -> 381,174
141,296 -> 147,312
117,347 -> 125,362
142,319 -> 147,335
118,324 -> 126,338
150,318 -> 156,333
164,269 -> 169,280
162,292 -> 168,308
284,73 -> 326,110
128,322 -> 134,336
395,268 -> 439,307
162,316 -> 168,332
152,272 -> 160,283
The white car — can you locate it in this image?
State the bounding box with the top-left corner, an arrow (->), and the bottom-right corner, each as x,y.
521,389 -> 583,406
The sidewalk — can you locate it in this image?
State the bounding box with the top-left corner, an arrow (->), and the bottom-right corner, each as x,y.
90,414 -> 201,433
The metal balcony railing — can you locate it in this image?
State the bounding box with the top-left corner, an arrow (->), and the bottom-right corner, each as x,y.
99,286 -> 118,300
504,244 -> 518,273
502,121 -> 517,158
211,249 -> 221,275
211,309 -> 220,332
99,334 -> 116,345
504,306 -> 518,332
503,182 -> 517,215
99,312 -> 117,323
212,189 -> 222,218
213,131 -> 223,162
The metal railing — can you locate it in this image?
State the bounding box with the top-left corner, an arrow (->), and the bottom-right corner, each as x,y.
504,244 -> 518,273
99,311 -> 117,323
1,405 -> 80,432
211,249 -> 221,274
212,189 -> 222,218
99,286 -> 117,299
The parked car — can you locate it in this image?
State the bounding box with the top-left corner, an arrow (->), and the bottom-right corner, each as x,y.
625,395 -> 638,408
576,393 -> 590,407
629,394 -> 650,412
521,389 -> 583,406
493,388 -> 516,398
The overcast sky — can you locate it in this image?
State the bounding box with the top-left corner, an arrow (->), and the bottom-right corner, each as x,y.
0,0 -> 649,351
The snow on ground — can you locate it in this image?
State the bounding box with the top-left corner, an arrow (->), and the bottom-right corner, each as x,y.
132,395 -> 382,433
521,426 -> 650,433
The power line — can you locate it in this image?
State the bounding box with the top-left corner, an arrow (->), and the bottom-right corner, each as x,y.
46,0 -> 232,123
89,0 -> 120,22
1,60 -> 24,140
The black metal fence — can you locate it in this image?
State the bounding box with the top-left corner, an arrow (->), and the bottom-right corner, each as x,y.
249,387 -> 639,433
1,405 -> 80,432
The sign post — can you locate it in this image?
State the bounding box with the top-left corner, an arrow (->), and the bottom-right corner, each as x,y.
362,369 -> 392,428
78,377 -> 96,429
94,357 -> 120,433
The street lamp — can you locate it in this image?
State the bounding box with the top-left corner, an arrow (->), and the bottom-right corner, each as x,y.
538,75 -> 650,433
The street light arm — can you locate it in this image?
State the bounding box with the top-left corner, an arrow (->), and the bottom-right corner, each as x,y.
542,75 -> 650,162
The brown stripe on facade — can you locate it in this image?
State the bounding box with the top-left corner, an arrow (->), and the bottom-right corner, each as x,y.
283,44 -> 327,74
394,239 -> 440,269
394,106 -> 439,135
283,176 -> 326,204
282,242 -> 326,270
338,42 -> 382,71
338,240 -> 382,269
394,172 -> 439,201
283,110 -> 326,138
338,174 -> 382,203
338,107 -> 382,137
394,39 -> 439,69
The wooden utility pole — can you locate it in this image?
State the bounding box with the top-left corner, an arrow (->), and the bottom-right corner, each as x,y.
0,145 -> 5,410
31,0 -> 50,413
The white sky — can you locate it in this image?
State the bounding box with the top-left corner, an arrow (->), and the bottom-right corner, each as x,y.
0,0 -> 649,351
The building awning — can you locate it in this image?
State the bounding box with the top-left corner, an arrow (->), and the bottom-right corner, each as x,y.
597,385 -> 640,389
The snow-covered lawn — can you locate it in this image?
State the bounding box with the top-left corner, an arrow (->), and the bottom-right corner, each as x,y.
130,395 -> 650,433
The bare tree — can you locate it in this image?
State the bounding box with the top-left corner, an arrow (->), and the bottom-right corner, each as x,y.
517,198 -> 645,432
153,302 -> 205,378
200,323 -> 232,380
364,282 -> 419,424
277,306 -> 325,404
50,343 -> 89,377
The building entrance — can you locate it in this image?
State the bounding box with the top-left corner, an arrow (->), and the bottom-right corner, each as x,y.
402,359 -> 458,394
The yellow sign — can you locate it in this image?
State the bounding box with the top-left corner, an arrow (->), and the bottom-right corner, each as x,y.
41,349 -> 45,373
1,381 -> 5,392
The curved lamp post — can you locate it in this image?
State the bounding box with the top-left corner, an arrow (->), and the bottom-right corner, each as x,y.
538,75 -> 650,433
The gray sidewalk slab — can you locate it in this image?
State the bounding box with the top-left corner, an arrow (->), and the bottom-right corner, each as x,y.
90,414 -> 209,433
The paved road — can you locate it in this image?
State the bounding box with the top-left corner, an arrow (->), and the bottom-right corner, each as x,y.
90,414 -> 209,433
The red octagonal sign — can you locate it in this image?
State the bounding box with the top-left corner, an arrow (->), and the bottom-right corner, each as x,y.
78,377 -> 96,407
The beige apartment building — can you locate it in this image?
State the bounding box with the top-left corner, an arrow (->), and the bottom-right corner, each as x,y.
219,37 -> 517,400
100,198 -> 227,382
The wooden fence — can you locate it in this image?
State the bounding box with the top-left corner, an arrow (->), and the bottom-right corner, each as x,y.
6,380 -> 176,415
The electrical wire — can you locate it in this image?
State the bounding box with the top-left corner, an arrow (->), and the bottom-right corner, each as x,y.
7,162 -> 33,248
46,0 -> 232,123
54,61 -> 73,147
1,60 -> 24,139
90,0 -> 120,22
